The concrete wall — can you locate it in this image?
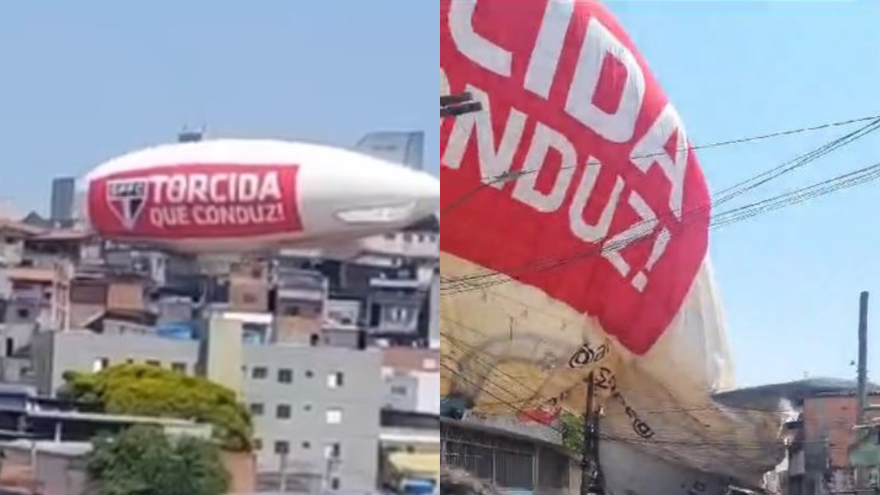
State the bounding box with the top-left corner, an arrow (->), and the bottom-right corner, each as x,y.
205,315 -> 244,396
32,331 -> 200,395
242,345 -> 382,493
0,449 -> 87,495
0,238 -> 24,267
383,371 -> 419,412
382,371 -> 441,415
223,451 -> 257,494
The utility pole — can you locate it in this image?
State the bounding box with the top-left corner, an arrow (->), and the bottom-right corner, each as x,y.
858,291 -> 869,425
856,291 -> 869,490
580,373 -> 593,495
580,372 -> 604,495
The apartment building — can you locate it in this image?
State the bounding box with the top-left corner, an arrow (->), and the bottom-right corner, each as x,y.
242,345 -> 382,492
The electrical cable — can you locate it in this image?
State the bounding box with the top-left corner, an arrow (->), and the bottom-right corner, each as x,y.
441,361 -> 813,450
441,321 -> 796,416
440,116 -> 880,292
442,114 -> 880,217
441,159 -> 880,295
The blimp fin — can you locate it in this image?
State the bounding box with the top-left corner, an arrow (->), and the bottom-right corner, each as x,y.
354,131 -> 424,171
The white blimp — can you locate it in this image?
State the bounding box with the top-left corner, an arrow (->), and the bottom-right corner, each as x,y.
79,138 -> 439,254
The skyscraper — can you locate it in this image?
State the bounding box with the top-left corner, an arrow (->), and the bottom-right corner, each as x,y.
50,177 -> 76,222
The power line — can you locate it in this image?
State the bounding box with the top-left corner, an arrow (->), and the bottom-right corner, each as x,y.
440,320 -> 795,415
441,117 -> 880,291
442,349 -> 799,453
441,159 -> 880,295
440,115 -> 880,294
441,113 -> 880,216
442,361 -> 803,449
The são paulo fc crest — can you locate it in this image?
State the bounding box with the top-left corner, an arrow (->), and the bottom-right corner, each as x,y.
106,178 -> 148,230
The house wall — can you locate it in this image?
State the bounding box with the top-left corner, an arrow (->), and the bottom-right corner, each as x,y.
802,397 -> 859,469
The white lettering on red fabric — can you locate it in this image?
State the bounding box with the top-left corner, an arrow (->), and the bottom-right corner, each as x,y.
441,0 -> 697,298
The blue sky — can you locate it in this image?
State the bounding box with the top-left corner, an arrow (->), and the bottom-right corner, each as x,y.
607,1 -> 880,386
0,0 -> 438,215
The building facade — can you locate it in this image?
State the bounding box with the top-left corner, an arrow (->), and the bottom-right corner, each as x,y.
381,348 -> 440,415
242,345 -> 383,492
441,418 -> 578,495
50,177 -> 76,224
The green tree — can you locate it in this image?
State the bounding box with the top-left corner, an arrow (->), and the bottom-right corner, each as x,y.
87,425 -> 230,495
559,412 -> 584,455
60,364 -> 252,451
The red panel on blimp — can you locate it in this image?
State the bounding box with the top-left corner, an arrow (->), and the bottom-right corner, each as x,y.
88,163 -> 303,239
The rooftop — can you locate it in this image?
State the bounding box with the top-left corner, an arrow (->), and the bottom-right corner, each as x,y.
382,348 -> 440,372
28,409 -> 203,427
0,440 -> 92,457
6,266 -> 62,284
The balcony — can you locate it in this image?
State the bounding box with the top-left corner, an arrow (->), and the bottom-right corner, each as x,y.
369,278 -> 422,290
275,268 -> 326,290
275,268 -> 328,304
325,299 -> 361,331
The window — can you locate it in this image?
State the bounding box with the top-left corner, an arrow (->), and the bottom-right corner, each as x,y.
309,334 -> 320,347
302,441 -> 311,449
276,404 -> 291,419
327,372 -> 344,389
305,370 -> 314,379
326,408 -> 342,425
331,477 -> 340,490
250,403 -> 265,416
391,385 -> 408,396
386,306 -> 412,323
4,338 -> 12,357
252,367 -> 268,379
16,308 -> 30,320
146,360 -> 161,367
171,362 -> 187,374
92,358 -> 109,373
254,438 -> 263,451
275,441 -> 289,455
278,368 -> 293,383
324,443 -> 341,459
